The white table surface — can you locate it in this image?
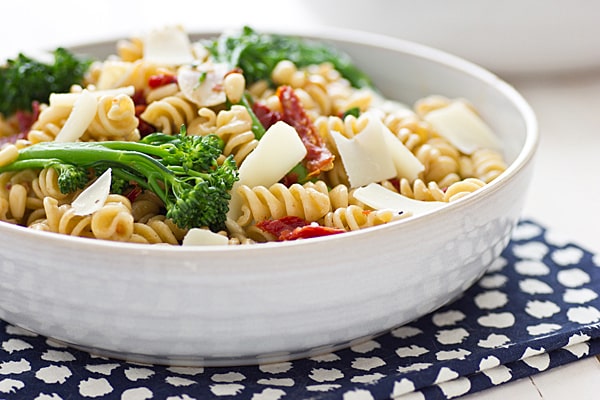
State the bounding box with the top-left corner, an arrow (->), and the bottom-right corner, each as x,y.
2,1 -> 599,398
461,71 -> 600,400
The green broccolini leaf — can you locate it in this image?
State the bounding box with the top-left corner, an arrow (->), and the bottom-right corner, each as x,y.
205,26 -> 374,89
0,47 -> 92,116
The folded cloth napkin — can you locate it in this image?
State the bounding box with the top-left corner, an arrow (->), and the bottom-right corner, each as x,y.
0,219 -> 599,400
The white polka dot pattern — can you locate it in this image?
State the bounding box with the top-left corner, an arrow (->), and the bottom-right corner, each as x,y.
1,220 -> 600,399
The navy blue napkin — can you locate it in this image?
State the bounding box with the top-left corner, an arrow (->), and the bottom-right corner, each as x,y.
1,220 -> 599,399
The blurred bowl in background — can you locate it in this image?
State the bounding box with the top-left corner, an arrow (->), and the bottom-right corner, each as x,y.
298,0 -> 600,77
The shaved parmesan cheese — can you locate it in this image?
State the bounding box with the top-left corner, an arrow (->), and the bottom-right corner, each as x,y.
331,114 -> 396,188
54,89 -> 97,143
49,86 -> 135,107
377,117 -> 424,182
182,228 -> 229,246
353,183 -> 446,216
95,60 -> 135,90
228,121 -> 307,220
239,121 -> 307,187
191,41 -> 210,61
72,168 -> 112,216
143,25 -> 194,65
423,101 -> 502,154
177,63 -> 229,107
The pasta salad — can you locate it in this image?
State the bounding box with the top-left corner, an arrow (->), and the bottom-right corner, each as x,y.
0,26 -> 506,245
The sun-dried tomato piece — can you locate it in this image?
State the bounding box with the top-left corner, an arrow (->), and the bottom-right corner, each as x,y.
256,215 -> 344,241
256,216 -> 306,239
251,101 -> 281,130
0,101 -> 40,145
148,73 -> 178,89
276,85 -> 334,176
131,90 -> 156,137
0,132 -> 27,146
124,185 -> 143,203
281,224 -> 345,241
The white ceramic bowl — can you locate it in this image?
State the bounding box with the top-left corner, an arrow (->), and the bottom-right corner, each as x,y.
0,27 -> 538,366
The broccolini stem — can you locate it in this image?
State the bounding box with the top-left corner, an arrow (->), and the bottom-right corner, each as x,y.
0,158 -> 66,172
95,141 -> 174,160
237,94 -> 266,140
16,142 -> 172,175
110,167 -> 168,204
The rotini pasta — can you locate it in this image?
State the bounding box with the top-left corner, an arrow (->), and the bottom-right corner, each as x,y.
131,215 -> 187,245
93,59 -> 173,92
214,105 -> 258,165
236,182 -> 331,227
31,167 -> 72,202
0,26 -> 508,245
470,148 -> 508,183
397,178 -> 446,202
444,178 -> 487,202
321,205 -> 402,232
27,104 -> 71,143
116,37 -> 144,62
35,196 -> 94,237
140,94 -> 197,134
85,94 -> 140,141
90,195 -> 135,241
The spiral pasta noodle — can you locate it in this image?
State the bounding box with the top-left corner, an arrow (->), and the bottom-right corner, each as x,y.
214,105 -> 258,165
93,59 -> 173,92
383,112 -> 432,152
236,183 -> 331,227
90,195 -> 135,241
130,191 -> 163,223
116,37 -> 144,62
225,218 -> 259,245
32,196 -> 93,237
0,170 -> 43,224
444,178 -> 487,202
140,94 -> 197,134
30,167 -> 72,202
187,107 -> 218,136
302,181 -> 362,210
145,83 -> 180,104
85,94 -> 140,141
131,215 -> 188,245
405,179 -> 444,201
470,148 -> 507,183
321,205 -> 401,232
27,104 -> 71,143
28,92 -> 140,144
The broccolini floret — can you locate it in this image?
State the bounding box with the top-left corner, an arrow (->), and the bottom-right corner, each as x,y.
0,130 -> 239,232
0,48 -> 92,116
206,26 -> 374,89
53,162 -> 90,193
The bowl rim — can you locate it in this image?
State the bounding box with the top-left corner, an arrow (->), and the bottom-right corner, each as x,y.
0,26 -> 539,255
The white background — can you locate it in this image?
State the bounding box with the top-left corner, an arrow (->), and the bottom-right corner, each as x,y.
2,1 -> 600,398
